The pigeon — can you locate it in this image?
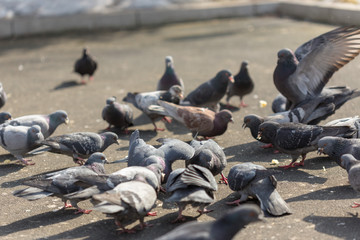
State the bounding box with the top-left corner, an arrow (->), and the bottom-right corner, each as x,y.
5,110 -> 69,139
0,124 -> 44,165
65,164 -> 162,201
0,82 -> 7,109
318,136 -> 360,168
126,129 -> 195,182
155,204 -> 262,240
325,116 -> 360,138
29,131 -> 119,165
150,100 -> 233,138
123,85 -> 184,131
102,96 -> 134,131
182,70 -> 234,112
227,162 -> 291,216
0,111 -> 11,124
157,56 -> 185,91
258,121 -> 356,169
74,48 -> 98,84
339,154 -> 360,208
92,180 -> 157,233
166,164 -> 218,223
187,139 -> 228,184
13,152 -> 108,214
272,94 -> 287,113
273,26 -> 360,110
226,61 -> 254,107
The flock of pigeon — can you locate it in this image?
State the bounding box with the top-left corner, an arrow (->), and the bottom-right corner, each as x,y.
3,25 -> 360,239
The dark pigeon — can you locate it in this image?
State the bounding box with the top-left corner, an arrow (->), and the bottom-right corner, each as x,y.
0,82 -> 7,109
166,164 -> 218,223
318,136 -> 360,169
29,131 -> 119,165
325,116 -> 360,138
126,129 -> 195,182
155,204 -> 262,240
226,61 -> 254,107
187,139 -> 228,184
65,164 -> 162,201
123,85 -> 183,131
157,56 -> 185,91
102,96 -> 133,131
0,124 -> 44,165
258,121 -> 356,169
0,111 -> 11,124
13,152 -> 107,214
152,100 -> 233,138
273,26 -> 360,109
92,180 -> 157,233
182,70 -> 234,112
227,162 -> 291,216
74,48 -> 98,84
6,110 -> 69,138
340,154 -> 360,208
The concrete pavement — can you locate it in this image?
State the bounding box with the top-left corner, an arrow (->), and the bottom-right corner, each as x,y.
1,16 -> 360,239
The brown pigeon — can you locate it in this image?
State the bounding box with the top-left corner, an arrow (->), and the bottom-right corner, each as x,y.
151,100 -> 233,138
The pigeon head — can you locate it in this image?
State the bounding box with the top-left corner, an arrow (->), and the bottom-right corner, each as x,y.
85,152 -> 108,165
257,121 -> 279,142
100,132 -> 119,148
50,110 -> 69,126
215,70 -> 234,84
28,125 -> 44,146
241,60 -> 249,68
165,56 -> 174,69
82,48 -> 88,56
106,96 -> 116,105
217,109 -> 233,122
340,154 -> 357,172
317,136 -> 342,157
243,114 -> 264,139
0,111 -> 11,124
277,48 -> 298,65
169,85 -> 184,100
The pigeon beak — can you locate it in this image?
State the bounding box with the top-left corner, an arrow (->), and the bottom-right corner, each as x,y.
256,132 -> 262,140
104,158 -> 109,164
179,93 -> 184,99
317,148 -> 323,155
116,140 -> 120,145
242,122 -> 247,129
65,117 -> 70,124
228,75 -> 234,83
230,118 -> 234,123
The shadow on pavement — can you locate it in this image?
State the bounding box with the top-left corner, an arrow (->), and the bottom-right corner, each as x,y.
52,80 -> 83,91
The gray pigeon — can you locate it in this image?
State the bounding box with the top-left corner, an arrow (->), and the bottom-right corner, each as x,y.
187,139 -> 228,184
92,180 -> 157,233
182,70 -> 234,112
151,100 -> 233,138
127,129 -> 195,182
0,82 -> 7,109
157,56 -> 185,91
123,85 -> 184,131
13,152 -> 107,214
65,163 -> 162,199
273,26 -> 360,109
325,116 -> 360,138
340,154 -> 360,208
258,121 -> 356,169
5,110 -> 69,138
0,124 -> 44,165
166,164 -> 218,223
272,94 -> 287,113
155,204 -> 262,240
0,111 -> 11,124
227,162 -> 291,216
102,96 -> 133,131
226,61 -> 254,107
29,131 -> 119,165
74,48 -> 98,84
318,136 -> 360,168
